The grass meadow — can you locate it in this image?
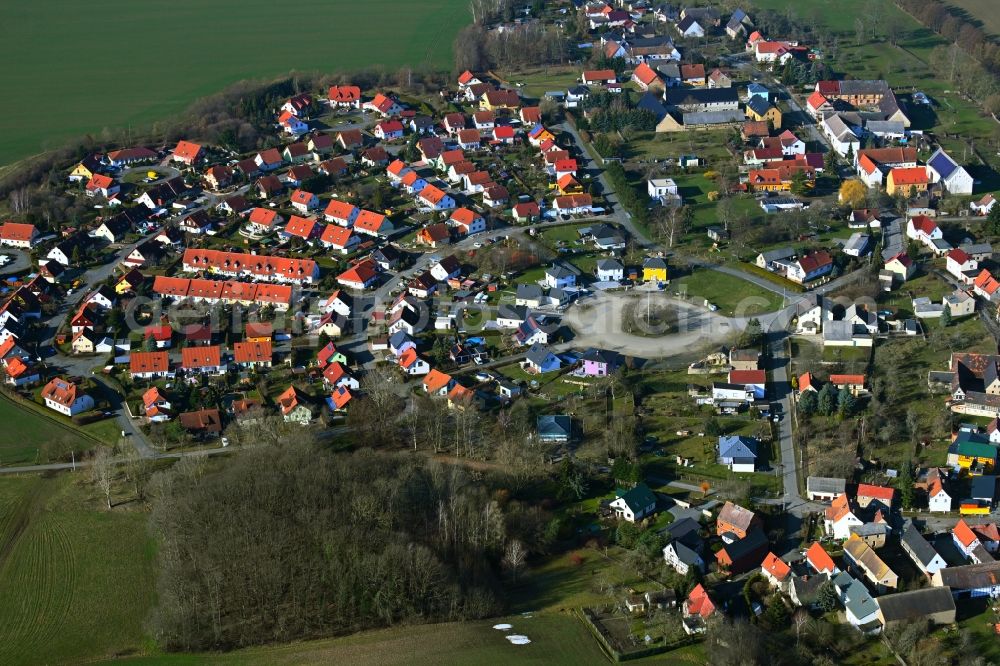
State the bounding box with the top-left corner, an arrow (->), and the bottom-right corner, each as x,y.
0,0 -> 470,164
0,393 -> 99,465
104,612 -> 615,666
946,0 -> 1000,37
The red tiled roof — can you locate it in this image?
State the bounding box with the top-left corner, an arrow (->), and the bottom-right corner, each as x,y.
889,166 -> 928,186
337,259 -> 378,286
130,351 -> 169,374
857,483 -> 895,502
41,377 -> 82,407
182,249 -> 316,281
320,225 -> 354,247
805,541 -> 836,573
173,140 -> 202,161
954,519 -> 979,548
328,85 -> 361,102
0,222 -> 36,242
830,374 -> 865,386
729,369 -> 766,385
633,62 -> 659,86
910,215 -> 938,236
583,69 -> 616,81
181,345 -> 222,370
233,340 -> 272,364
761,552 -> 791,581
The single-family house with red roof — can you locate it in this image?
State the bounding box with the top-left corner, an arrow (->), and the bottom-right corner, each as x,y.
374,120 -> 405,141
0,222 -> 38,249
319,225 -> 359,254
171,140 -> 203,165
337,259 -> 379,290
856,484 -> 895,512
513,201 -> 540,222
805,541 -> 839,575
328,85 -> 362,108
448,208 -> 486,236
289,189 -> 320,213
418,185 -> 456,211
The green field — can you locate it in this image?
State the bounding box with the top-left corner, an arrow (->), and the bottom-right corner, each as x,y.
0,394 -> 99,465
0,0 -> 470,164
0,475 -> 156,665
107,612 -> 617,666
939,0 -> 1000,37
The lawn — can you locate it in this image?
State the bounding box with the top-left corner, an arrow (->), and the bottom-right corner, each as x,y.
0,0 -> 471,164
105,612 -> 614,666
669,268 -> 786,316
0,393 -> 99,465
0,474 -> 156,665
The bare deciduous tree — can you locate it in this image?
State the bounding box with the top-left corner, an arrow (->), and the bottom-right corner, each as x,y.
502,539 -> 528,581
90,446 -> 115,510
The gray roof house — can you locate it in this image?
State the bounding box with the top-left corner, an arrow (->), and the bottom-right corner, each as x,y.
807,476 -> 846,501
717,435 -> 758,472
843,233 -> 871,257
756,247 -> 795,269
537,414 -> 571,442
515,283 -> 544,307
876,587 -> 956,628
900,521 -> 948,576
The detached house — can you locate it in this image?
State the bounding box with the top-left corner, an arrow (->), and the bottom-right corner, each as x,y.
41,377 -> 94,416
0,222 -> 38,249
825,494 -> 864,540
609,483 -> 657,522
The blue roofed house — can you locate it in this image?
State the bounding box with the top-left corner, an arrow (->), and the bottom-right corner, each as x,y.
537,414 -> 571,442
927,148 -> 974,195
747,82 -> 770,102
610,483 -> 658,522
524,343 -> 562,374
718,435 -> 758,472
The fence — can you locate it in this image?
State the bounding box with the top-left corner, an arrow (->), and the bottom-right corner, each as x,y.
577,608 -> 699,662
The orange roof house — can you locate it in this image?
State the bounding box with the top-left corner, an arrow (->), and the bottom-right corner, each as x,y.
761,552 -> 791,585
805,541 -> 838,575
856,484 -> 895,509
172,140 -> 203,165
130,351 -> 170,377
233,340 -> 272,366
632,62 -> 662,90
684,584 -> 716,620
423,369 -> 454,395
886,167 -> 929,196
336,259 -> 379,290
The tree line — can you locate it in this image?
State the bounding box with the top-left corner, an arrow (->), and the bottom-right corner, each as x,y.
453,23 -> 570,73
148,443 -> 560,650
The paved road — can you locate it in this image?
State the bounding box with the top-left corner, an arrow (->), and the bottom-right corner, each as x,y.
558,121 -> 654,246
0,249 -> 31,276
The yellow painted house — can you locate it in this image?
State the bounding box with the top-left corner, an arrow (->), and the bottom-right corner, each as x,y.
69,159 -> 99,182
946,436 -> 996,474
745,97 -> 782,128
642,257 -> 668,282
